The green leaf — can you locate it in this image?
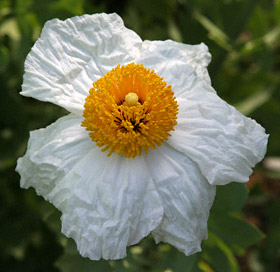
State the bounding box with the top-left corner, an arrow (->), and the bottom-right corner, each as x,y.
202,232 -> 240,272
259,201 -> 280,270
235,88 -> 273,115
40,202 -> 63,236
211,183 -> 248,213
193,11 -> 232,51
168,19 -> 183,42
208,212 -> 264,252
0,17 -> 20,41
152,244 -> 203,272
55,239 -> 112,272
208,182 -> 264,255
227,0 -> 259,39
0,46 -> 8,72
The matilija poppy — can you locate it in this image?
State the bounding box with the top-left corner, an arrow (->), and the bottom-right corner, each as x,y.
16,13 -> 268,260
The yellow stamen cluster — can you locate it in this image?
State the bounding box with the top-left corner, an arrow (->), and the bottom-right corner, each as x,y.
82,63 -> 178,158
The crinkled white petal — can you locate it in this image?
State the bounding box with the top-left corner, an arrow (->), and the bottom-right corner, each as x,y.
168,88 -> 269,185
137,40 -> 213,98
16,114 -> 163,260
49,150 -> 163,260
21,13 -> 142,115
144,143 -> 216,255
16,114 -> 93,198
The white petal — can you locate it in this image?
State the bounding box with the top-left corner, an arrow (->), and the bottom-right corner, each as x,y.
137,40 -> 213,98
48,151 -> 163,260
144,144 -> 216,255
16,114 -> 93,198
21,13 -> 142,115
16,113 -> 163,260
168,88 -> 269,185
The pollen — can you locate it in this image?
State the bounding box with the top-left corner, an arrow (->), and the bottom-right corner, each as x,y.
82,62 -> 178,158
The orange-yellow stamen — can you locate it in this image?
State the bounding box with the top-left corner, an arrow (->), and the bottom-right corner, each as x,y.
82,63 -> 178,158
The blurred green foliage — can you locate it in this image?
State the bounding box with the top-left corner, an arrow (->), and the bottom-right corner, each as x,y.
1,0 -> 280,271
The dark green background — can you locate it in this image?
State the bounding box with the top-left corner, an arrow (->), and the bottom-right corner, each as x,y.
1,0 -> 280,271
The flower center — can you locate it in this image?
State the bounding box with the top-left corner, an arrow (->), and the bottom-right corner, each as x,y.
82,63 -> 178,158
124,92 -> 138,107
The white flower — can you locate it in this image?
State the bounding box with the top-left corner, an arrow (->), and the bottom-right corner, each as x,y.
16,13 -> 268,260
